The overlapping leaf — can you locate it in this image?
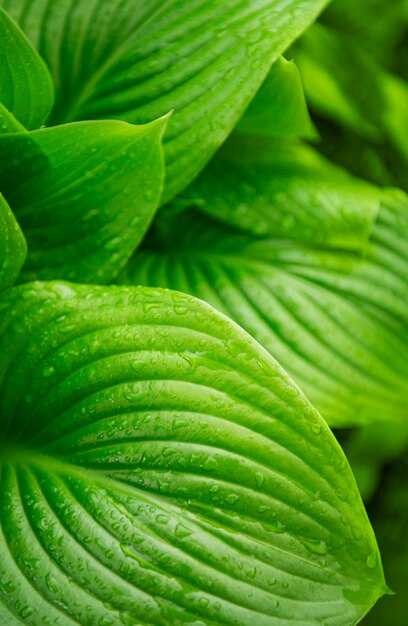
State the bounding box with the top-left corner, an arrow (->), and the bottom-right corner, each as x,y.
0,8 -> 53,129
292,21 -> 408,191
292,23 -> 385,140
0,117 -> 167,283
0,281 -> 386,625
0,0 -> 330,200
119,188 -> 408,427
176,56 -> 380,249
179,137 -> 380,247
0,102 -> 26,134
235,56 -> 316,140
0,194 -> 26,293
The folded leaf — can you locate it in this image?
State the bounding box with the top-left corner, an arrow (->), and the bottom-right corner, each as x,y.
0,7 -> 53,129
0,194 -> 26,292
236,56 -> 316,140
119,189 -> 408,427
1,0 -> 329,200
0,281 -> 386,625
0,117 -> 167,283
177,138 -> 380,248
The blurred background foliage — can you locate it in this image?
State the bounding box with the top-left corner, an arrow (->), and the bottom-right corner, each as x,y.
291,0 -> 408,622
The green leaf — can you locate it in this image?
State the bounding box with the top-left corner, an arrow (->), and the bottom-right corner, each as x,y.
0,281 -> 386,625
0,117 -> 167,284
292,23 -> 385,140
0,7 -> 54,129
0,102 -> 26,134
0,0 -> 329,200
0,193 -> 26,293
381,72 -> 408,163
118,189 -> 408,428
236,56 -> 316,140
177,137 -> 380,248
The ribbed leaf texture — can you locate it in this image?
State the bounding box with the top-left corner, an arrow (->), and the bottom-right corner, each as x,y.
119,188 -> 408,427
0,0 -> 329,200
0,117 -> 167,284
0,282 -> 386,625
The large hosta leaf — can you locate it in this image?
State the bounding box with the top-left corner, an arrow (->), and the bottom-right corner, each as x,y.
0,8 -> 53,129
119,189 -> 408,427
0,117 -> 166,283
0,0 -> 329,200
0,281 -> 386,624
178,137 -> 380,247
0,194 -> 26,293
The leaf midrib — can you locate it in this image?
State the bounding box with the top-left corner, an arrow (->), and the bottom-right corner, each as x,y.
0,443 -> 347,583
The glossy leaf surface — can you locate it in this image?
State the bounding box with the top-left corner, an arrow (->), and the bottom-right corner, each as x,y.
0,118 -> 167,284
0,0 -> 329,200
0,281 -> 386,625
120,189 -> 408,427
180,138 -> 380,247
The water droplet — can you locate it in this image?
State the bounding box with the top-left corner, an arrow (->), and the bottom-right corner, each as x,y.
175,523 -> 192,539
310,422 -> 322,435
20,607 -> 33,618
302,538 -> 328,556
366,551 -> 377,569
255,472 -> 265,488
257,505 -> 269,514
45,572 -> 59,593
42,365 -> 55,378
226,493 -> 239,505
144,189 -> 155,202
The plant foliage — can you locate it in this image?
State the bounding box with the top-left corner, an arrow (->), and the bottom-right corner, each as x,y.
0,0 -> 407,624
